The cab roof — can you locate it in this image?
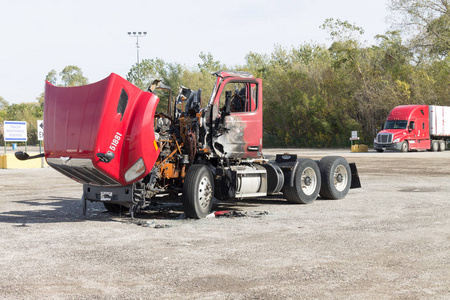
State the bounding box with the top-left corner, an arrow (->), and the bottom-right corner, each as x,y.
388,105 -> 428,119
213,70 -> 254,79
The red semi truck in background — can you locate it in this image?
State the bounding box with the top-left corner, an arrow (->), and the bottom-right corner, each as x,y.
17,71 -> 360,218
374,105 -> 450,152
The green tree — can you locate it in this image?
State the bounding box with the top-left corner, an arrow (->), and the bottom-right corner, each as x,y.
374,31 -> 413,79
0,96 -> 8,143
198,52 -> 222,73
389,0 -> 450,58
126,58 -> 167,91
6,102 -> 42,144
36,92 -> 44,111
243,52 -> 269,78
320,18 -> 365,42
59,66 -> 89,87
0,96 -> 8,125
46,69 -> 58,85
42,67 -> 88,87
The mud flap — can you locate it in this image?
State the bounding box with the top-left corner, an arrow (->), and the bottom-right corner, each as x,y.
349,163 -> 361,189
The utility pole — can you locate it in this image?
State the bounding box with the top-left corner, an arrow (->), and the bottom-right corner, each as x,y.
128,32 -> 147,65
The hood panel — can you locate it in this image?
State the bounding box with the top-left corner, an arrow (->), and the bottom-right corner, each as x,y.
44,73 -> 160,185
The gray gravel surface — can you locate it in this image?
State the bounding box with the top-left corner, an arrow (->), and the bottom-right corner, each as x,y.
0,148 -> 449,299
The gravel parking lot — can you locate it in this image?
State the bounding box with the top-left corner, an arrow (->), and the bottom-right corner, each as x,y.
0,148 -> 449,299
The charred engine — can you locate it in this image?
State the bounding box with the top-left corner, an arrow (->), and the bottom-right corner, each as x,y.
145,85 -> 206,198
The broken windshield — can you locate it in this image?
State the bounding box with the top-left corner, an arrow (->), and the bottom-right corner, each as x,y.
384,120 -> 408,129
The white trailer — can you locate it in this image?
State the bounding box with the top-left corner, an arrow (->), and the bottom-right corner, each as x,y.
429,105 -> 450,137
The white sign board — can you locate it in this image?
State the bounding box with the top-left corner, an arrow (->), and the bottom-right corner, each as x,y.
350,130 -> 359,140
37,120 -> 44,141
3,121 -> 27,142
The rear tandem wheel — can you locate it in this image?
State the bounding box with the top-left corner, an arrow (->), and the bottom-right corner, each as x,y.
318,156 -> 352,200
439,140 -> 446,151
432,140 -> 439,152
282,158 -> 321,204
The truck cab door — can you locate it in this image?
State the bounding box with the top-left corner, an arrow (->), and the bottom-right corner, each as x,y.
211,78 -> 263,158
409,120 -> 416,136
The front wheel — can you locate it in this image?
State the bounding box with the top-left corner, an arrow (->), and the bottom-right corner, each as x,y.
319,156 -> 351,200
182,164 -> 214,219
401,141 -> 408,152
282,158 -> 321,204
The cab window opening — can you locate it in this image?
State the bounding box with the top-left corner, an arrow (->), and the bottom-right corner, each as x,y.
219,82 -> 258,113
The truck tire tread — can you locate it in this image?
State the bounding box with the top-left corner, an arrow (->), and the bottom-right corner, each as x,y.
401,141 -> 408,152
182,164 -> 214,219
318,156 -> 351,200
432,140 -> 439,152
282,158 -> 321,204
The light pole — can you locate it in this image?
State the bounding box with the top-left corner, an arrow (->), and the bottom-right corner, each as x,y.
128,31 -> 147,65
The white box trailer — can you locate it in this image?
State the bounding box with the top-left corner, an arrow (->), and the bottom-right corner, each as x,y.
429,105 -> 450,137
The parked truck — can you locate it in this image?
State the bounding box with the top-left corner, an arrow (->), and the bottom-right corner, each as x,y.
16,71 -> 360,218
374,105 -> 450,152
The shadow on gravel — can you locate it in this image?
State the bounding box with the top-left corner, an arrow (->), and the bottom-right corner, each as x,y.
0,194 -> 330,225
216,194 -> 331,208
0,196 -> 110,225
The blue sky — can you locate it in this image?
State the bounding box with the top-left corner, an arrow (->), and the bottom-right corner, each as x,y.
0,0 -> 390,104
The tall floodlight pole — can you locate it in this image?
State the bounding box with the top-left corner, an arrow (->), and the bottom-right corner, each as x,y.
128,31 -> 147,65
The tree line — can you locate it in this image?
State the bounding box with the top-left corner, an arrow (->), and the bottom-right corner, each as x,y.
1,0 -> 449,147
0,66 -> 88,145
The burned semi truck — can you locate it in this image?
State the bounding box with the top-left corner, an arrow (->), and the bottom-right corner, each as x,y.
17,71 -> 360,218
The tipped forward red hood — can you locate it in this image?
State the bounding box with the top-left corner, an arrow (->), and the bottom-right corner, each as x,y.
44,73 -> 160,186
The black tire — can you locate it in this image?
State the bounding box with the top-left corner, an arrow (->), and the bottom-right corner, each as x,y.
282,158 -> 321,204
103,202 -> 128,213
376,149 -> 384,153
401,141 -> 408,152
318,156 -> 351,200
432,140 -> 439,152
182,164 -> 214,219
439,140 -> 446,151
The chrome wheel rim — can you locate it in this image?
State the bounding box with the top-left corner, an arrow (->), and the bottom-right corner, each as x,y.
198,176 -> 212,210
301,167 -> 317,196
334,165 -> 348,192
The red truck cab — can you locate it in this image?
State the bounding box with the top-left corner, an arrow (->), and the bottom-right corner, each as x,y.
209,71 -> 263,158
374,105 -> 430,152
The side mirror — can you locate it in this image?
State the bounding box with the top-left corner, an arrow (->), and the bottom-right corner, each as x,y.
409,122 -> 415,130
381,123 -> 384,130
15,151 -> 30,160
14,151 -> 45,160
96,151 -> 115,163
